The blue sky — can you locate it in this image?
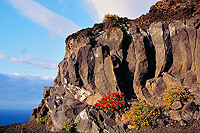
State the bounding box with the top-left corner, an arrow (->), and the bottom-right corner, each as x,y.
0,0 -> 158,109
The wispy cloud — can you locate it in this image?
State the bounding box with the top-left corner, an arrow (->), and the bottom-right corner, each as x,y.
0,52 -> 7,59
8,73 -> 55,80
10,54 -> 57,69
87,0 -> 159,20
7,0 -> 81,36
0,51 -> 57,69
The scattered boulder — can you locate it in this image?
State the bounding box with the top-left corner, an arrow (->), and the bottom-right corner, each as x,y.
171,101 -> 182,110
169,110 -> 182,121
75,109 -> 92,133
181,101 -> 197,121
193,111 -> 200,120
162,73 -> 182,88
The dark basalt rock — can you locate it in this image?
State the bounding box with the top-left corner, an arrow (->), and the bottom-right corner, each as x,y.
30,0 -> 200,132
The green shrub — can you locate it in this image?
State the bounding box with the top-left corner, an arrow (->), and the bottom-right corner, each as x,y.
102,14 -> 119,23
95,92 -> 126,111
163,86 -> 191,110
64,119 -> 77,133
36,115 -> 47,125
122,100 -> 159,130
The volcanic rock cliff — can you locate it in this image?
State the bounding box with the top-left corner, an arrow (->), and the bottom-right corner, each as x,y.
30,0 -> 200,132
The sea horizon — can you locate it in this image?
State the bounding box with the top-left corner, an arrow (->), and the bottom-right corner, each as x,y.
0,109 -> 32,126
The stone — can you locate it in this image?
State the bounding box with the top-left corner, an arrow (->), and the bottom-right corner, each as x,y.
195,28 -> 200,83
96,27 -> 123,56
126,41 -> 136,74
179,119 -> 187,127
181,111 -> 193,121
183,71 -> 197,86
169,110 -> 182,121
30,99 -> 48,121
178,101 -> 197,121
185,20 -> 198,72
77,45 -> 92,88
162,72 -> 182,88
105,118 -> 117,127
43,87 -> 51,98
130,28 -> 149,98
193,111 -> 200,120
168,21 -> 192,76
171,101 -> 182,110
86,92 -> 103,105
45,96 -> 87,131
149,22 -> 172,78
91,121 -> 101,133
145,77 -> 166,96
182,101 -> 197,115
115,113 -> 123,127
75,109 -> 92,133
104,56 -> 118,93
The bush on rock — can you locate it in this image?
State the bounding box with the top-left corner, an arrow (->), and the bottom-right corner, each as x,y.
102,14 -> 119,23
122,100 -> 159,130
64,119 -> 77,133
163,86 -> 191,110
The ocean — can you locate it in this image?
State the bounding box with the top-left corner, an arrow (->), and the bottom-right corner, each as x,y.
0,109 -> 31,126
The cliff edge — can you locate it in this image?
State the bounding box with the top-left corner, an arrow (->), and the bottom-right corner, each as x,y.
29,0 -> 200,132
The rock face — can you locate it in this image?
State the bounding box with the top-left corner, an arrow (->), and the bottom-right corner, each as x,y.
30,0 -> 200,132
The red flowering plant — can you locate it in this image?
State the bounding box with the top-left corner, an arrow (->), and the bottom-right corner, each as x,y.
95,92 -> 126,112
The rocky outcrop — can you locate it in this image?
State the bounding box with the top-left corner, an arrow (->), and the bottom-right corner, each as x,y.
30,0 -> 200,132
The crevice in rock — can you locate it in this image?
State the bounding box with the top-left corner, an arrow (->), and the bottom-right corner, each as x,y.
113,30 -> 136,99
88,38 -> 97,48
121,31 -> 131,61
102,45 -> 110,60
99,113 -> 104,122
161,22 -> 173,75
142,36 -> 156,85
74,62 -> 83,87
87,47 -> 95,88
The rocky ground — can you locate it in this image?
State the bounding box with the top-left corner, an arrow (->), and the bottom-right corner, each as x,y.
0,119 -> 200,133
0,121 -> 50,133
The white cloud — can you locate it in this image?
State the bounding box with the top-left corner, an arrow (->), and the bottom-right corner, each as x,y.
41,76 -> 55,80
87,0 -> 159,20
9,57 -> 23,62
13,73 -> 20,76
0,52 -> 7,59
8,54 -> 57,69
8,0 -> 81,36
8,73 -> 55,81
0,51 -> 57,69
